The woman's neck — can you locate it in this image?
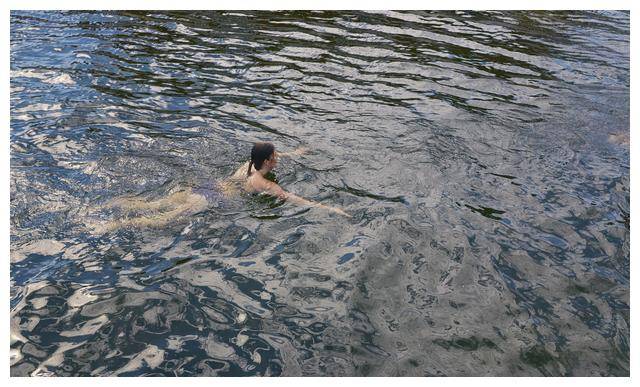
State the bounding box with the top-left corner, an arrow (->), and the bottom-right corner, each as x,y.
248,163 -> 270,177
257,167 -> 271,176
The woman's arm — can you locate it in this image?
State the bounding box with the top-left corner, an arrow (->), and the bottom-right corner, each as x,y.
277,147 -> 308,158
261,180 -> 350,217
287,193 -> 351,217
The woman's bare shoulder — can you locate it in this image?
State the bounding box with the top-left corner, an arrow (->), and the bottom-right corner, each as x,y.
216,161 -> 250,197
251,176 -> 287,199
244,173 -> 266,191
230,161 -> 250,179
225,161 -> 282,196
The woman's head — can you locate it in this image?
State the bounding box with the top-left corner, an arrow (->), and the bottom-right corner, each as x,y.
247,142 -> 276,176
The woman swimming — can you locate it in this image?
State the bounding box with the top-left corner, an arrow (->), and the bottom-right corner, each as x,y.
90,141 -> 349,232
240,142 -> 350,217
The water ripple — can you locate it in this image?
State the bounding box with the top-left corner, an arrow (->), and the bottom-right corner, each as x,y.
10,10 -> 629,376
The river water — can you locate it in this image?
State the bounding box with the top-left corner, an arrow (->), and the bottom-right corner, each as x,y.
10,10 -> 629,376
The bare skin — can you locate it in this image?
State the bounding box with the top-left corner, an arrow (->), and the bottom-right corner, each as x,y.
89,190 -> 208,232
88,146 -> 349,233
608,132 -> 629,146
241,148 -> 351,217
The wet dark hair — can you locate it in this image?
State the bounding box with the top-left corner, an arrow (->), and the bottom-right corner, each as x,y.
247,142 -> 275,176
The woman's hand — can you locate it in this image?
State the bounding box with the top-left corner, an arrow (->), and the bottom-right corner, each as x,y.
291,147 -> 308,156
331,207 -> 351,218
283,193 -> 350,218
277,147 -> 307,158
318,203 -> 351,218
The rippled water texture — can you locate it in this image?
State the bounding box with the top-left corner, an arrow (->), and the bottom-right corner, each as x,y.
10,11 -> 629,376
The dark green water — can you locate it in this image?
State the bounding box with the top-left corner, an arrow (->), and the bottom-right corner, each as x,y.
10,10 -> 629,376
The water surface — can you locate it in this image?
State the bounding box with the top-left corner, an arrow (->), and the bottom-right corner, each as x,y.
10,10 -> 629,376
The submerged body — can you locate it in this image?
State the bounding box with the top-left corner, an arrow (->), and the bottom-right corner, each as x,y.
89,144 -> 348,233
